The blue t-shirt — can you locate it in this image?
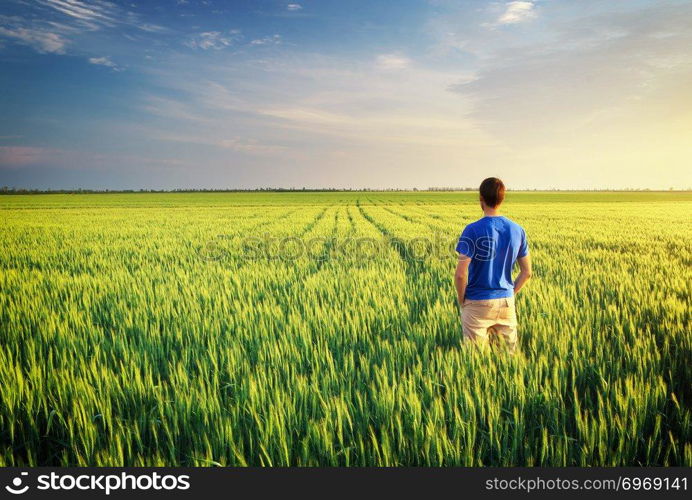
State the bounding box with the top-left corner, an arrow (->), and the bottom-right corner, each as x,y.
455,216 -> 529,300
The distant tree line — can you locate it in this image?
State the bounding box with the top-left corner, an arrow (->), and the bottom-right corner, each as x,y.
1,187 -> 421,194
0,186 -> 687,194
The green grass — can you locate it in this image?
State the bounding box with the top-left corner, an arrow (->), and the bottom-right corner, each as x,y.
0,192 -> 690,466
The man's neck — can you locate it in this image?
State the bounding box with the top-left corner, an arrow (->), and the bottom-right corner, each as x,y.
483,208 -> 501,217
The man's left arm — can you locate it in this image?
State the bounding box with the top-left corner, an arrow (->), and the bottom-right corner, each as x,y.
513,228 -> 531,295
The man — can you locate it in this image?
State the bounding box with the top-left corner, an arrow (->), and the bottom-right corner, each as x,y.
454,177 -> 532,351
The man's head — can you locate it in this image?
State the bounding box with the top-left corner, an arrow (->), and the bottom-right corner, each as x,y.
479,177 -> 505,209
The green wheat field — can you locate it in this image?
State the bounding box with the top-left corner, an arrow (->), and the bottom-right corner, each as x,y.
1,191 -> 690,466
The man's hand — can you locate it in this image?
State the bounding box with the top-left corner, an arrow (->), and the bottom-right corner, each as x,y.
514,255 -> 532,295
455,255 -> 471,308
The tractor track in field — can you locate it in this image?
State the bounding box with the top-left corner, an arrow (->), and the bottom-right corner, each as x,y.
252,204 -> 333,267
217,207 -> 301,240
247,207 -> 301,234
298,206 -> 329,237
355,201 -> 431,327
378,205 -> 416,223
205,206 -> 327,268
345,206 -> 357,236
199,207 -> 302,263
402,205 -> 465,227
268,207 -> 341,316
312,207 -> 340,273
355,201 -> 408,262
374,203 -> 451,235
406,206 -> 447,221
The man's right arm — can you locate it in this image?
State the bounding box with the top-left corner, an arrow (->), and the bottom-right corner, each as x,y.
455,255 -> 471,306
514,255 -> 532,295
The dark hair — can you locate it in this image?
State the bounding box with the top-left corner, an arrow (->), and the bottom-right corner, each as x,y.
479,177 -> 505,208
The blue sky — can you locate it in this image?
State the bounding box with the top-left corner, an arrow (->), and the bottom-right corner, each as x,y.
1,0 -> 690,189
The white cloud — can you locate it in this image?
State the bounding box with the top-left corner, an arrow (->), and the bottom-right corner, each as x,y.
0,146 -> 186,170
36,0 -> 118,31
0,23 -> 68,54
138,52 -> 489,160
184,30 -> 242,50
88,56 -> 120,70
0,0 -> 167,59
137,23 -> 168,33
41,1 -> 166,34
375,53 -> 411,70
0,1 -> 167,57
287,4 -> 303,11
140,95 -> 211,123
497,1 -> 536,25
0,146 -> 53,168
250,34 -> 282,46
217,137 -> 287,154
149,132 -> 287,156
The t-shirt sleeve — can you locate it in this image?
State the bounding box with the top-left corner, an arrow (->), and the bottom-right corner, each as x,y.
455,225 -> 475,258
518,228 -> 529,258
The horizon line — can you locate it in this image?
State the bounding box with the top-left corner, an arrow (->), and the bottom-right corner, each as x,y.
2,187 -> 691,194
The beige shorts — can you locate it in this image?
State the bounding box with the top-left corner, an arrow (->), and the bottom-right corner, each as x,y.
460,297 -> 518,351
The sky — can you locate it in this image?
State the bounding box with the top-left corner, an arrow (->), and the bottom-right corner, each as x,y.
0,0 -> 690,190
